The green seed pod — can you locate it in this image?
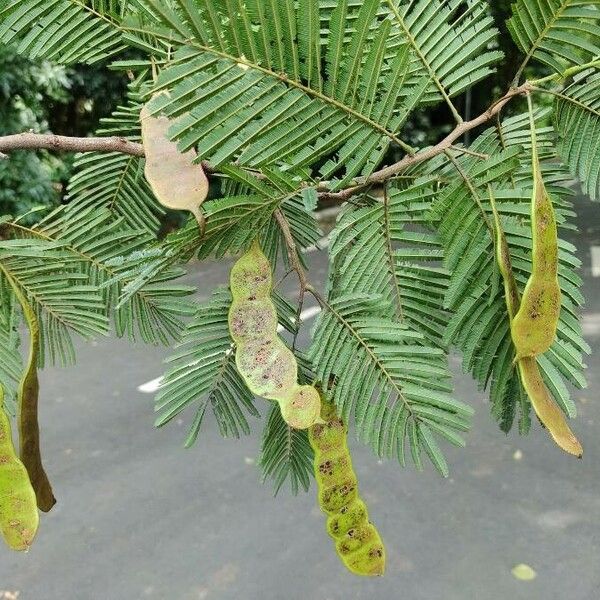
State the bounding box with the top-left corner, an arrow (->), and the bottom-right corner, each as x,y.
229,241 -> 272,301
228,242 -> 321,429
309,398 -> 386,577
490,187 -> 582,457
511,122 -> 561,360
0,386 -> 39,551
279,385 -> 322,430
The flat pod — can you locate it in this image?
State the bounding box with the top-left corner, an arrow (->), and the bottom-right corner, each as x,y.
140,98 -> 208,232
518,357 -> 582,457
279,385 -> 322,430
511,144 -> 561,360
228,299 -> 278,343
309,398 -> 385,577
229,241 -> 272,301
236,339 -> 298,399
490,188 -> 582,457
0,387 -> 39,551
228,242 -> 321,430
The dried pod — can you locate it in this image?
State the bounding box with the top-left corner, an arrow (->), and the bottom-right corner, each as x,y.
0,386 -> 39,551
140,98 -> 208,233
309,398 -> 385,577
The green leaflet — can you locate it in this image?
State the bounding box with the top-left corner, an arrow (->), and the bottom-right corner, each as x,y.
309,398 -> 385,577
3,270 -> 56,512
228,241 -> 321,429
0,384 -> 39,551
490,188 -> 582,457
511,102 -> 561,361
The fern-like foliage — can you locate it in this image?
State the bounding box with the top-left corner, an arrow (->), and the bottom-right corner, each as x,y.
155,288 -> 259,447
259,404 -> 313,496
0,270 -> 22,409
329,180 -> 450,347
4,206 -> 196,346
67,80 -> 165,233
0,238 -> 109,366
507,0 -> 600,77
138,0 -> 418,188
309,293 -> 472,476
0,0 -> 128,64
554,71 -> 600,201
386,0 -> 502,113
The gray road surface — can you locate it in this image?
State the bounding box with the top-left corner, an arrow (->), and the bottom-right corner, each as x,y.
1,196 -> 600,600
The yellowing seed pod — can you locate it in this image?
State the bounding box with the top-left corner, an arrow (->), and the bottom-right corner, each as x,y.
228,242 -> 321,429
0,386 -> 39,551
489,187 -> 582,457
511,156 -> 561,360
309,398 -> 385,577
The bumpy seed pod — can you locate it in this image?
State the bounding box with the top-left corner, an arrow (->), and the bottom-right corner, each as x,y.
0,386 -> 39,551
140,97 -> 209,234
228,241 -> 321,429
490,188 -> 582,457
309,399 -> 385,577
511,125 -> 561,360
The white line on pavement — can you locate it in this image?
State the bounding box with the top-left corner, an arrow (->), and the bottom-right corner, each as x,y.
137,304 -> 323,393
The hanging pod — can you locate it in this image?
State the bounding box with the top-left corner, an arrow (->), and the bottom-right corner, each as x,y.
228,241 -> 321,429
0,385 -> 39,551
140,95 -> 209,234
309,398 -> 385,576
511,100 -> 561,361
3,270 -> 55,511
489,187 -> 582,457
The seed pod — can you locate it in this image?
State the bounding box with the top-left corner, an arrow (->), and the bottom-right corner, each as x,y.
511,122 -> 561,360
140,97 -> 208,234
309,399 -> 385,577
4,270 -> 55,511
228,242 -> 321,429
518,357 -> 582,457
0,385 -> 39,551
489,187 -> 582,457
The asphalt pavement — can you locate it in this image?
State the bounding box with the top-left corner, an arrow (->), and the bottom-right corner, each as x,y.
1,195 -> 600,599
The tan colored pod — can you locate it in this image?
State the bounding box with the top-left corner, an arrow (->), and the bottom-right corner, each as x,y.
309,399 -> 385,577
0,386 -> 39,551
140,97 -> 208,233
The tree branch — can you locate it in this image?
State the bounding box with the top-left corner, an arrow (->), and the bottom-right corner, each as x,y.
319,82 -> 532,202
0,82 -> 532,201
0,132 -> 146,157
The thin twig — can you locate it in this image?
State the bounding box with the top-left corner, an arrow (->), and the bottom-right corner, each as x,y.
320,82 -> 532,202
274,209 -> 309,293
0,83 -> 533,203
